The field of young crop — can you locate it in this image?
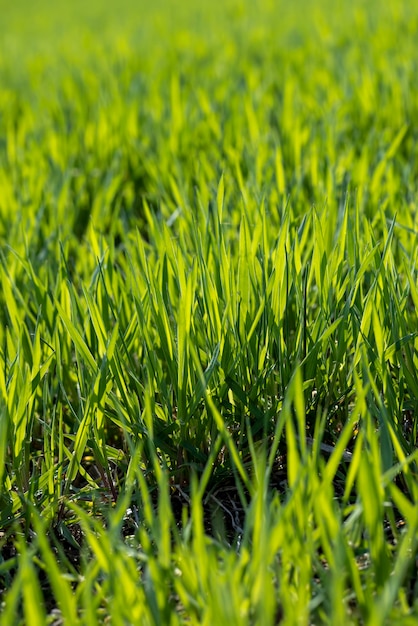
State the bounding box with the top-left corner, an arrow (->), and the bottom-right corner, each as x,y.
1,0 -> 418,623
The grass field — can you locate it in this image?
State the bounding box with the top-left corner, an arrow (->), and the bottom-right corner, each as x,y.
1,0 -> 418,623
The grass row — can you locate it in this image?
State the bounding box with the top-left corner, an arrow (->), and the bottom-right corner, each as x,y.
1,0 -> 418,623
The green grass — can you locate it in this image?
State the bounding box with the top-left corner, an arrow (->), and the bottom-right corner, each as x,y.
1,0 -> 418,623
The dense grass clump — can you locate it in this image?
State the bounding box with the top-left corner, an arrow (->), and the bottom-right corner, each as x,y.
1,0 -> 418,623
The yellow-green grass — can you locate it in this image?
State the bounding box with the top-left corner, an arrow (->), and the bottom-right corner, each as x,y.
1,0 -> 418,623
